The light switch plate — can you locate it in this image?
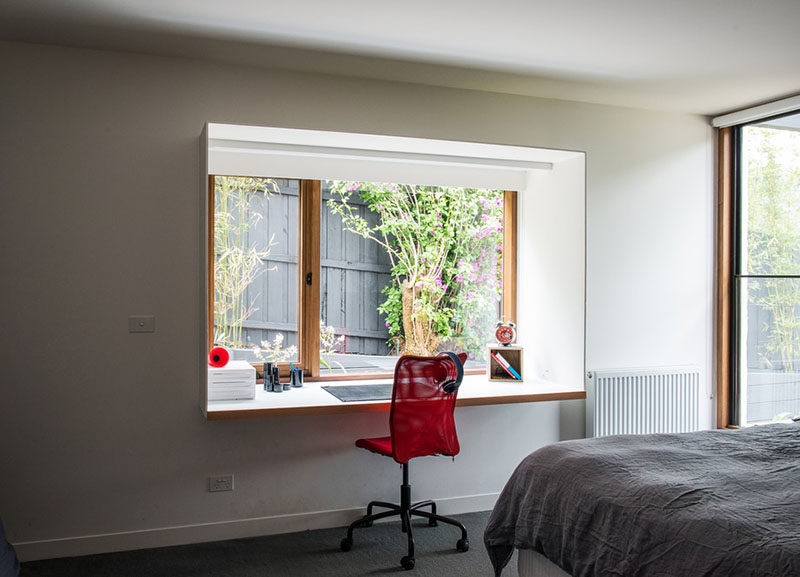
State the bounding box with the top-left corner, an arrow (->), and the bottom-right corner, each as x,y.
128,315 -> 156,333
209,475 -> 234,492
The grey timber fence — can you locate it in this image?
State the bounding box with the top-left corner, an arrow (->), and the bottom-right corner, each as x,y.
236,179 -> 392,356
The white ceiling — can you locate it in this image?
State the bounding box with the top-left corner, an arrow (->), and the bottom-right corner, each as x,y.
1,0 -> 799,116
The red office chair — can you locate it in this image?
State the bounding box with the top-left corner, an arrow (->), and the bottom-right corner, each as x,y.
339,352 -> 469,570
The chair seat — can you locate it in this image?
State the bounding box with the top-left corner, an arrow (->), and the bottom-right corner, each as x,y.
356,436 -> 393,457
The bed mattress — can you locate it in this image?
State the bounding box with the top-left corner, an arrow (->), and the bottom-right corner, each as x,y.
518,549 -> 571,577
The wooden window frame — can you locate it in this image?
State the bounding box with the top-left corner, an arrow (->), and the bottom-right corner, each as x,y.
298,179 -> 321,377
208,177 -> 518,381
716,127 -> 734,428
720,118 -> 800,428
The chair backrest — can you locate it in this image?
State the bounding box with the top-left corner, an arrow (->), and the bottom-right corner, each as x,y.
389,352 -> 467,464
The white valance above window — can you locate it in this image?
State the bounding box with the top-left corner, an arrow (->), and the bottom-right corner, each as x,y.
205,124 -> 580,190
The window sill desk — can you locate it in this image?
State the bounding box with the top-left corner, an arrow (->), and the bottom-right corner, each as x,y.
206,374 -> 585,420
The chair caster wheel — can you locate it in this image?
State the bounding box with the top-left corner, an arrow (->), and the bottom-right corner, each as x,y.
340,538 -> 352,552
428,518 -> 437,527
456,538 -> 469,552
401,556 -> 415,570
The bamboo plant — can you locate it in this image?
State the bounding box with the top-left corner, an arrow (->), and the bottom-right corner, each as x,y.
214,176 -> 277,348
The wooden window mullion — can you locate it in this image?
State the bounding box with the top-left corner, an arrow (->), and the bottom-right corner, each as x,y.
503,190 -> 518,325
299,180 -> 321,377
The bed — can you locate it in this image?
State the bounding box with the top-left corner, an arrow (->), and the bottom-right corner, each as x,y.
484,422 -> 800,577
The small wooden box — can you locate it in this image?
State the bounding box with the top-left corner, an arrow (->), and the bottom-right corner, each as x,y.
488,345 -> 523,382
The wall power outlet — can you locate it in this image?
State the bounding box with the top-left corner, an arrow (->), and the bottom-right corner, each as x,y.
208,475 -> 234,492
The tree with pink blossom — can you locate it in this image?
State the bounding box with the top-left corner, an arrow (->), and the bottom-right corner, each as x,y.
328,181 -> 504,357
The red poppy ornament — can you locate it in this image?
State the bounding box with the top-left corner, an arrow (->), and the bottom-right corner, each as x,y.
208,346 -> 230,367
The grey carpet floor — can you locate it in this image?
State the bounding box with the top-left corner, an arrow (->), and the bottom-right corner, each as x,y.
20,511 -> 514,576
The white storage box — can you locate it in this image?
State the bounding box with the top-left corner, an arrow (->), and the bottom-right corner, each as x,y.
208,360 -> 256,401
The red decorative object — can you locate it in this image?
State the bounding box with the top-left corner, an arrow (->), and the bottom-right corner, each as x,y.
494,320 -> 516,345
208,346 -> 230,367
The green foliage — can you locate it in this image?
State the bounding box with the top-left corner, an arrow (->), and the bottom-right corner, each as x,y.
744,127 -> 800,372
327,181 -> 503,358
214,176 -> 277,348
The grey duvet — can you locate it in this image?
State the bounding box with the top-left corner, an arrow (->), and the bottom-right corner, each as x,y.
484,423 -> 800,577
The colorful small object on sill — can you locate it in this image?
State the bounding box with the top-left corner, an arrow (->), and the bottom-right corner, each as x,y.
208,346 -> 230,367
494,320 -> 516,346
290,363 -> 304,387
491,351 -> 521,380
488,345 -> 523,382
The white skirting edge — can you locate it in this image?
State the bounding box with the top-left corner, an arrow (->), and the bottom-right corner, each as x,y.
518,549 -> 572,577
13,492 -> 500,562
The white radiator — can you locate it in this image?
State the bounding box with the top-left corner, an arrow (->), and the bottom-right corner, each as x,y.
586,367 -> 701,437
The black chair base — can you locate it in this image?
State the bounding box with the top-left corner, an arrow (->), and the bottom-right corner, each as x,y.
339,463 -> 469,570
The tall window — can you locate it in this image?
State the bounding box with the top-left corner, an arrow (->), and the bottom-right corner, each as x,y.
732,112 -> 800,425
209,176 -> 516,378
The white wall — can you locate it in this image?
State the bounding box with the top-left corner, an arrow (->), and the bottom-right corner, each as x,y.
0,40 -> 714,560
520,156 -> 586,387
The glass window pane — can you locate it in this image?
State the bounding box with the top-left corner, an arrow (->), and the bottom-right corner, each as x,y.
321,180 -> 504,375
741,120 -> 800,275
738,276 -> 800,424
213,176 -> 299,363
